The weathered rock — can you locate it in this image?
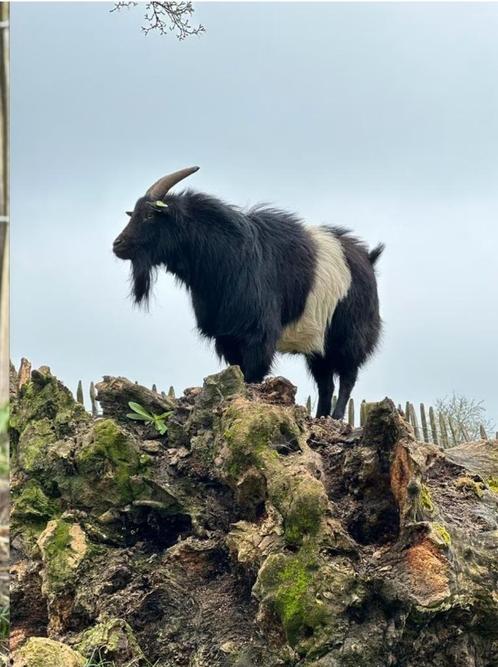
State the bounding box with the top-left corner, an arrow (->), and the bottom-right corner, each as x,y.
12,637 -> 85,667
77,617 -> 145,664
10,363 -> 498,666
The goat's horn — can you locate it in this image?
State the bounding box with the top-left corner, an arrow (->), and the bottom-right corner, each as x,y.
145,166 -> 199,200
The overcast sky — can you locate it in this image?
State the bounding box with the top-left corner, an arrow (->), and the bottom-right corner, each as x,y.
11,2 -> 498,424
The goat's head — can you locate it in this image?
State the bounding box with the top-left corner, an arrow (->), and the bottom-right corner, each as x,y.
113,166 -> 199,304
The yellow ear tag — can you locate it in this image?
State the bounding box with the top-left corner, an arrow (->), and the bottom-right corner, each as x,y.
154,200 -> 168,208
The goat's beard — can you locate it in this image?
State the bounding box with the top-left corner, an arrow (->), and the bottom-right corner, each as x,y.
130,250 -> 156,307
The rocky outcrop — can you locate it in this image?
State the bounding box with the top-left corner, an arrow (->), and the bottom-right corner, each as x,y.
10,364 -> 498,666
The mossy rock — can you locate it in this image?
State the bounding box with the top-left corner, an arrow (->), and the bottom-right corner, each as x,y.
12,637 -> 85,667
11,369 -> 88,437
219,400 -> 328,546
11,369 -> 89,475
37,519 -> 89,595
281,478 -> 327,547
13,480 -> 59,525
58,419 -> 146,513
255,548 -> 328,646
77,617 -> 145,664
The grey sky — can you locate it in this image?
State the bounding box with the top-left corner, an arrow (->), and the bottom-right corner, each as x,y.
11,2 -> 498,423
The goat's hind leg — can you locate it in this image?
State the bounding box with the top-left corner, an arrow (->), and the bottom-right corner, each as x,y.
332,367 -> 358,420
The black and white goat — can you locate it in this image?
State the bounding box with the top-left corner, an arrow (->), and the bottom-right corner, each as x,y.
113,167 -> 384,418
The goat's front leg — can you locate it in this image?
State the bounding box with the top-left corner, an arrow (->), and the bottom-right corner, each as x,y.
240,337 -> 276,383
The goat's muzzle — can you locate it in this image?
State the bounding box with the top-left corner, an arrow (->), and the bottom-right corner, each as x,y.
113,236 -> 132,260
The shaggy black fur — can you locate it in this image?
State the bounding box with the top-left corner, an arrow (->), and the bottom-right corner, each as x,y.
113,190 -> 383,418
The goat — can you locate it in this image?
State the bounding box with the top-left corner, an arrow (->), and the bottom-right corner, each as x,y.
113,167 -> 384,419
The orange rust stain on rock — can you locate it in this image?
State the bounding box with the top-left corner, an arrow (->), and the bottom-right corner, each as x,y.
405,538 -> 450,606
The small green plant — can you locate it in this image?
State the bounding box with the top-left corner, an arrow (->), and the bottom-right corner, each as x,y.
126,402 -> 172,435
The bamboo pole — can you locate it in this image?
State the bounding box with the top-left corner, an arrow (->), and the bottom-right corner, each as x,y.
0,3 -> 9,405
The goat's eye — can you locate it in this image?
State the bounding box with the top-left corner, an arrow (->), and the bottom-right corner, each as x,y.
126,211 -> 133,217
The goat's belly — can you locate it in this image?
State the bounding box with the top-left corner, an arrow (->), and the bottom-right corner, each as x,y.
277,226 -> 351,356
277,315 -> 329,355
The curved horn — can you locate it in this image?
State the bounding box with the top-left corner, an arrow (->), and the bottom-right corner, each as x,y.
145,166 -> 199,200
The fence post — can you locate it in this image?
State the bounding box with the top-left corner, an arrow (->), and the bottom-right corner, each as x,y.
479,425 -> 488,440
405,401 -> 411,425
168,386 -> 175,399
448,416 -> 458,446
152,383 -> 157,394
409,403 -> 420,439
305,395 -> 312,416
89,381 -> 98,417
76,380 -> 84,405
420,403 -> 429,442
360,400 -> 367,427
428,407 -> 438,446
347,398 -> 354,427
438,412 -> 448,448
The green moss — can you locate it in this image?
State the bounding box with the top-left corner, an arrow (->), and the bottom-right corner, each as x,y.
69,419 -> 143,510
77,618 -> 145,662
487,478 -> 498,494
222,404 -> 301,479
420,484 -> 434,513
14,637 -> 85,667
455,476 -> 486,498
432,522 -> 451,548
283,480 -> 326,547
12,372 -> 88,438
18,418 -> 55,473
258,549 -> 328,646
40,520 -> 73,590
11,370 -> 89,477
38,520 -> 89,594
13,480 -> 59,525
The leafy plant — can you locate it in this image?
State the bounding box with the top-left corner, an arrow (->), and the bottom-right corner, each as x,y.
126,402 -> 172,435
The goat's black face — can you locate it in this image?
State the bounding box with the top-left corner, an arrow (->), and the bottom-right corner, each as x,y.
113,197 -> 166,260
113,196 -> 173,305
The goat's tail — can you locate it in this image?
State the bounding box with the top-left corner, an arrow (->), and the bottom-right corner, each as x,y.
368,243 -> 385,265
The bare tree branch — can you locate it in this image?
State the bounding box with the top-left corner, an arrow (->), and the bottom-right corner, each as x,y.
111,2 -> 205,40
435,393 -> 495,443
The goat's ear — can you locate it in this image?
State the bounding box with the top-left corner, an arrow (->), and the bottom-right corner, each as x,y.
126,211 -> 133,217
